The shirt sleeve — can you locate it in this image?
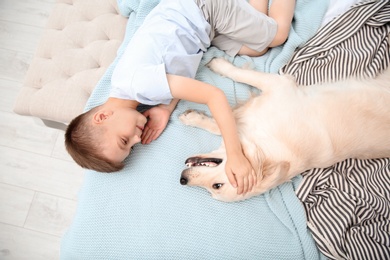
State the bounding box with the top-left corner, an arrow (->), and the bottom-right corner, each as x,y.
131,64 -> 173,105
110,63 -> 173,106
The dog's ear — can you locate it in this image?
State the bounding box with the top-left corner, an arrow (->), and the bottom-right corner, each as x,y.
263,161 -> 290,177
243,146 -> 290,185
244,146 -> 265,179
260,160 -> 291,188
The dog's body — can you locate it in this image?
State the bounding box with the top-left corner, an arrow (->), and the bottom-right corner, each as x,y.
180,58 -> 390,202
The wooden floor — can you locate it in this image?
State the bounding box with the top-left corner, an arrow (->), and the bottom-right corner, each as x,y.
0,0 -> 85,259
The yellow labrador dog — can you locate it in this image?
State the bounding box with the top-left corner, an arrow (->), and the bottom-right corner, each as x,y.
179,58 -> 390,202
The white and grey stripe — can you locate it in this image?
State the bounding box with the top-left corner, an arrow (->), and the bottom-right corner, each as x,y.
283,1 -> 390,259
297,159 -> 390,260
281,0 -> 390,86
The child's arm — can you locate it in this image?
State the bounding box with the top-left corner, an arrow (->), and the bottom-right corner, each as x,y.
167,74 -> 255,194
141,98 -> 180,144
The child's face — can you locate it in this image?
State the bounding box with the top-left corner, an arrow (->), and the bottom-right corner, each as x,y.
100,108 -> 147,164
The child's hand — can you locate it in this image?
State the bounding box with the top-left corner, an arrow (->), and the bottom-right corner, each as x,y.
141,106 -> 171,144
225,152 -> 256,195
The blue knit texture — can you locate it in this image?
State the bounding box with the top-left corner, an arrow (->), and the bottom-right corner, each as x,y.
61,0 -> 329,259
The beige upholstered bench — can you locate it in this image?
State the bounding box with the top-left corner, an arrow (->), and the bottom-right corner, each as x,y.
14,0 -> 127,130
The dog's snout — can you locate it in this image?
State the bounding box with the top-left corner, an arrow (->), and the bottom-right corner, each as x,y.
180,177 -> 188,185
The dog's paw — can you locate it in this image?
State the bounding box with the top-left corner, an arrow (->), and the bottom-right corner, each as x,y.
207,58 -> 235,77
180,110 -> 221,135
179,110 -> 207,127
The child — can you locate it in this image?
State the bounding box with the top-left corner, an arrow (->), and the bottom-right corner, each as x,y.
65,0 -> 295,195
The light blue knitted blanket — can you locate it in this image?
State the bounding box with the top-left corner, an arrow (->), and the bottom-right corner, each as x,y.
61,0 -> 329,259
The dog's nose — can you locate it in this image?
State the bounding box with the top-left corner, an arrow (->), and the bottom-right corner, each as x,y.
180,177 -> 188,185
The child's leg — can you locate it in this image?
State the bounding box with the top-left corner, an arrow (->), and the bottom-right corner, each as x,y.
237,0 -> 270,56
237,44 -> 268,57
205,0 -> 278,57
268,0 -> 296,47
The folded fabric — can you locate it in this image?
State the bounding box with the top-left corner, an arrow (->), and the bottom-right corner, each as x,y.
281,0 -> 390,85
284,1 -> 390,258
297,158 -> 390,260
60,0 -> 329,259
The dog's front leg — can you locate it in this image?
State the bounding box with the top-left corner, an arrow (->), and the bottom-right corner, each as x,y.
179,110 -> 221,135
207,58 -> 289,93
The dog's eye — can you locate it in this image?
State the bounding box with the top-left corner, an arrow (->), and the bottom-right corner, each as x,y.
212,183 -> 223,190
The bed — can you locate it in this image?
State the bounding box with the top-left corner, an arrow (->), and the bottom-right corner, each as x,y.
60,0 -> 390,259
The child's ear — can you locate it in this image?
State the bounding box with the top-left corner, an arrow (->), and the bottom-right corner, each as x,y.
93,110 -> 113,124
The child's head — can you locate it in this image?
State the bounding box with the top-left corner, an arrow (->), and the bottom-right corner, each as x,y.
65,104 -> 147,172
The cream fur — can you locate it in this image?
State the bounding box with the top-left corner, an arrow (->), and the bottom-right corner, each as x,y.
180,58 -> 390,202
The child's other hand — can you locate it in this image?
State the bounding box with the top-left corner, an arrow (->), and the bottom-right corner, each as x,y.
141,106 -> 171,144
225,152 -> 256,195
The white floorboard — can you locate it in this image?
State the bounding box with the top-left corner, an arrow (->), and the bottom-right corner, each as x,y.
0,1 -> 85,259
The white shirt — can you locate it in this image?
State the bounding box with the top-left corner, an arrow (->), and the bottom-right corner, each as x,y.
110,0 -> 211,105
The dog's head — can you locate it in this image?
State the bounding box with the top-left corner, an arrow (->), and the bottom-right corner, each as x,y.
180,152 -> 246,202
180,148 -> 291,202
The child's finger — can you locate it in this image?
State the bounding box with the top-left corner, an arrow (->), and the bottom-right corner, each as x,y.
153,129 -> 161,140
226,170 -> 237,189
248,175 -> 252,193
243,177 -> 250,194
145,130 -> 156,144
251,170 -> 257,191
149,130 -> 160,143
236,175 -> 244,195
141,128 -> 152,144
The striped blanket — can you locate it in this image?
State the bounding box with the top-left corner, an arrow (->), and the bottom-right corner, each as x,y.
281,1 -> 390,259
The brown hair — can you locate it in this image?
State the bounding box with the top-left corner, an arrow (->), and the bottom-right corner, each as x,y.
64,108 -> 124,173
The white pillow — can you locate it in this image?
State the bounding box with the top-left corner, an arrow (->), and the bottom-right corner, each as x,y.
321,0 -> 362,27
